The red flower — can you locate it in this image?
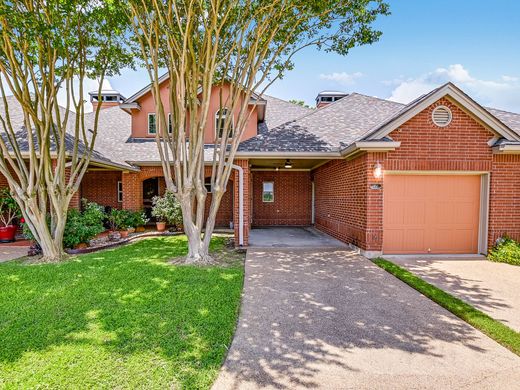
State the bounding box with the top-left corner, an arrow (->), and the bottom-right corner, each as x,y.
20,218 -> 25,224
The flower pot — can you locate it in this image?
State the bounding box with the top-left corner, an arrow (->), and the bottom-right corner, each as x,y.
119,230 -> 129,238
136,226 -> 146,233
0,225 -> 17,243
156,221 -> 166,232
127,227 -> 136,234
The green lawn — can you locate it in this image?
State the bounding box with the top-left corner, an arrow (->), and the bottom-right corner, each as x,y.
374,258 -> 520,357
0,236 -> 244,389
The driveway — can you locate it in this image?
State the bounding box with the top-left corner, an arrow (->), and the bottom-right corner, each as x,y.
0,246 -> 28,263
213,249 -> 520,389
248,227 -> 348,248
389,255 -> 520,332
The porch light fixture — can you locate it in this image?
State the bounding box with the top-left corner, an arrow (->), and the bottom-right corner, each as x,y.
373,161 -> 383,179
284,159 -> 293,169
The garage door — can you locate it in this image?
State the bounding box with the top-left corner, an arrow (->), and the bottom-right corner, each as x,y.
383,175 -> 481,254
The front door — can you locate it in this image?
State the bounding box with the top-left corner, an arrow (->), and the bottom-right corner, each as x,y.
143,178 -> 159,220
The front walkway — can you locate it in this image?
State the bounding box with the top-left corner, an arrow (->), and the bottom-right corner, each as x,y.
0,246 -> 28,263
248,227 -> 347,248
213,249 -> 520,389
389,255 -> 520,332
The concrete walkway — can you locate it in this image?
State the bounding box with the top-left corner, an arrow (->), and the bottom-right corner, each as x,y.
389,255 -> 520,332
0,246 -> 27,263
248,227 -> 347,248
213,249 -> 520,390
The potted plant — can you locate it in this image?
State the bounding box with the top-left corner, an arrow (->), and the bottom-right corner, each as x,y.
0,188 -> 21,243
151,191 -> 182,232
107,209 -> 130,238
134,211 -> 149,233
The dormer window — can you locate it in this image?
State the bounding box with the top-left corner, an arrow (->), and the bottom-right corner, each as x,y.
215,108 -> 233,138
148,113 -> 156,134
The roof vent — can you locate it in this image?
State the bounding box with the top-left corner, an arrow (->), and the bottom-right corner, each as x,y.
432,106 -> 452,127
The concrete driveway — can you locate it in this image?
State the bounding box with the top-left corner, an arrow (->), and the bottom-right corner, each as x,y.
213,249 -> 520,390
0,246 -> 27,263
248,227 -> 347,248
389,255 -> 520,332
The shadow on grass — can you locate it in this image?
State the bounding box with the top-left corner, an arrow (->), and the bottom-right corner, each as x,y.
0,236 -> 243,388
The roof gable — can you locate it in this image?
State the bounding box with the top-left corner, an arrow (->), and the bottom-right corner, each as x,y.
363,82 -> 520,142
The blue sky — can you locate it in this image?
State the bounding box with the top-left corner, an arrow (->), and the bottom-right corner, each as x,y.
108,0 -> 520,112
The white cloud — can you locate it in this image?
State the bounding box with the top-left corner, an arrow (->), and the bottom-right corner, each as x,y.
319,71 -> 363,86
388,64 -> 520,112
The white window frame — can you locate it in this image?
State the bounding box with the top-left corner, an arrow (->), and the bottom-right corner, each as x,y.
148,113 -> 156,134
204,178 -> 212,193
262,181 -> 274,203
117,181 -> 123,203
215,108 -> 234,138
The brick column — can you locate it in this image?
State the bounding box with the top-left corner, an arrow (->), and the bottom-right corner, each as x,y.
232,159 -> 250,246
365,152 -> 386,252
122,171 -> 142,211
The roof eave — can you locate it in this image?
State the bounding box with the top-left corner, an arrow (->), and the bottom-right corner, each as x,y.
340,141 -> 401,158
492,144 -> 520,154
234,151 -> 342,158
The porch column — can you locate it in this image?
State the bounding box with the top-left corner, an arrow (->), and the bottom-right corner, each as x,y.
122,171 -> 142,211
232,159 -> 250,246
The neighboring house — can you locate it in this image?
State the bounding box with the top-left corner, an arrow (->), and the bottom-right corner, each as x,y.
1,79 -> 520,257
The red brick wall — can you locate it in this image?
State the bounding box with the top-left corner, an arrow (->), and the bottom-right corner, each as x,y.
489,154 -> 520,246
314,97 -> 520,253
204,180 -> 234,228
122,164 -> 245,238
80,170 -> 122,209
385,98 -> 494,171
252,171 -> 312,226
313,156 -> 370,248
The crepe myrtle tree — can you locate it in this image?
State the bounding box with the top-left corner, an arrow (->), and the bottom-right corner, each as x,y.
129,0 -> 389,264
0,0 -> 131,261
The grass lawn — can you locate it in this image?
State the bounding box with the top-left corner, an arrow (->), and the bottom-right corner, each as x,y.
374,258 -> 520,357
0,235 -> 244,389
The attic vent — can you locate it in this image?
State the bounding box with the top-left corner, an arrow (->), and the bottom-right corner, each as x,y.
432,106 -> 452,127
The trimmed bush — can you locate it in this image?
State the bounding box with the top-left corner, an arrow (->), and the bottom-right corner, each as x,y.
152,191 -> 182,227
489,237 -> 520,266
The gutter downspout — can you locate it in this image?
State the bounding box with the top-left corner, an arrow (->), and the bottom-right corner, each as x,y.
231,164 -> 244,246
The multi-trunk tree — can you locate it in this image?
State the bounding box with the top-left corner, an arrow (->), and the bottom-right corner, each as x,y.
128,0 -> 389,263
0,0 -> 130,261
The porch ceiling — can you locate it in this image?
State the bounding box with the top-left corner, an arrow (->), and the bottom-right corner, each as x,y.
249,158 -> 328,170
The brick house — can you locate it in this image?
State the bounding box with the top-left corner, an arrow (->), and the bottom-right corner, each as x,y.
2,79 -> 520,257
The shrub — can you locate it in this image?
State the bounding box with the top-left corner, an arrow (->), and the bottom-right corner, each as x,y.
152,191 -> 183,227
107,208 -> 131,231
23,200 -> 106,248
489,237 -> 520,266
125,210 -> 149,228
0,188 -> 21,227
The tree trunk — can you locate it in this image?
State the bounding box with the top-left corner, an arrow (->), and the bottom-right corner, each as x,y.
180,198 -> 215,265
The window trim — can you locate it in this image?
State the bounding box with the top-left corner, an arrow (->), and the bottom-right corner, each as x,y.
147,113 -> 157,135
204,178 -> 212,193
215,108 -> 234,139
262,181 -> 274,203
117,181 -> 123,203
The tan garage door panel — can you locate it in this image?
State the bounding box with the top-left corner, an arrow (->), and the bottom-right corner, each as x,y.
383,175 -> 480,254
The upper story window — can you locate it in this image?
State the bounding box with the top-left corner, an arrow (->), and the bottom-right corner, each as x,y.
215,108 -> 233,138
148,113 -> 156,134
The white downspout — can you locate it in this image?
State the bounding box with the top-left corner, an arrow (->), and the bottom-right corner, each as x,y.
231,164 -> 244,246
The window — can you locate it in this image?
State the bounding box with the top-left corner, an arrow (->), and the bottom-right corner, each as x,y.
204,178 -> 212,193
215,108 -> 233,138
262,182 -> 274,202
148,113 -> 156,134
117,181 -> 123,203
